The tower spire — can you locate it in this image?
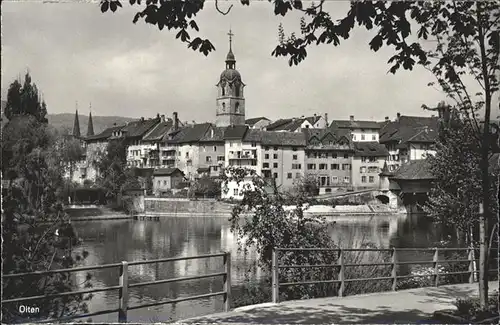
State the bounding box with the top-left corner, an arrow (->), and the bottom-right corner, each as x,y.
87,103 -> 94,136
225,28 -> 236,69
73,102 -> 81,138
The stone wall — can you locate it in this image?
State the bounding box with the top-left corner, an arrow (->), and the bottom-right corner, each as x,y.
145,198 -> 234,214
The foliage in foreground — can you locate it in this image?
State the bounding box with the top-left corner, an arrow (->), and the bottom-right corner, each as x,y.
2,73 -> 92,323
454,291 -> 499,321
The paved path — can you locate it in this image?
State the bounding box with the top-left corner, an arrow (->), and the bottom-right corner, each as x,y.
175,281 -> 498,324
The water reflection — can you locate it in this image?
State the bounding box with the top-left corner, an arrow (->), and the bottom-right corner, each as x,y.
72,213 -> 442,322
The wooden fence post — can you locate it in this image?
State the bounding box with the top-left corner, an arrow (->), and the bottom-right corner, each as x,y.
223,252 -> 231,312
468,248 -> 475,284
433,248 -> 439,287
272,249 -> 279,303
118,261 -> 129,323
391,247 -> 397,291
338,249 -> 345,297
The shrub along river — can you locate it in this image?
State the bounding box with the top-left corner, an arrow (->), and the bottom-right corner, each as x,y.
64,212 -> 461,323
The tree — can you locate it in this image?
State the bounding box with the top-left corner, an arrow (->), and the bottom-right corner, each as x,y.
292,174 -> 319,197
5,72 -> 48,123
2,76 -> 91,322
191,175 -> 221,198
424,106 -> 499,247
101,0 -> 499,307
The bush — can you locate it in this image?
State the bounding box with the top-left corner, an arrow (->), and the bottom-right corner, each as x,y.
454,291 -> 499,321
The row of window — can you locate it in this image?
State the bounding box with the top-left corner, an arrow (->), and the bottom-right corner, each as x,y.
307,163 -> 351,170
306,152 -> 350,159
317,175 -> 351,186
205,156 -> 226,163
360,157 -> 378,163
359,166 -> 380,173
352,134 -> 377,141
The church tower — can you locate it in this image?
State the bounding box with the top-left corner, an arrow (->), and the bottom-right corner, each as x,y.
73,106 -> 81,138
87,110 -> 95,136
215,29 -> 246,127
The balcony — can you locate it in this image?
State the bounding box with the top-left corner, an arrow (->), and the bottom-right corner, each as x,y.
228,151 -> 257,160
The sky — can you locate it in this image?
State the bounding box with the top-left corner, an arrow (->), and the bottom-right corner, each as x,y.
2,1 -> 499,123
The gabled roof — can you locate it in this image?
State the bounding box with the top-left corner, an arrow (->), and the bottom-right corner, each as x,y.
305,115 -> 322,125
85,125 -> 124,142
153,167 -> 184,176
243,129 -> 306,146
200,126 -> 226,142
379,116 -> 439,144
223,125 -> 248,140
122,117 -> 161,138
265,118 -> 309,132
245,117 -> 270,126
390,159 -> 434,180
354,142 -> 389,157
331,120 -> 381,130
379,162 -> 393,177
142,120 -> 174,142
171,123 -> 212,144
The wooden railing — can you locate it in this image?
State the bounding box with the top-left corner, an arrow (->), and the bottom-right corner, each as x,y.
2,252 -> 231,323
271,247 -> 499,303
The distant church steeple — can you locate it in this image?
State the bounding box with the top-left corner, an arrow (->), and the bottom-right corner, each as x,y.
87,104 -> 94,136
73,103 -> 81,138
215,29 -> 246,127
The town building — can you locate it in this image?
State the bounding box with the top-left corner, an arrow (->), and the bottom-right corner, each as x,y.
303,128 -> 353,194
123,117 -> 161,168
152,167 -> 185,196
351,142 -> 389,189
245,117 -> 271,129
330,115 -> 382,142
379,113 -> 438,171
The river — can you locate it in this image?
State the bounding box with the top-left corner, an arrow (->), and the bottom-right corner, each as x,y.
71,213 -> 448,323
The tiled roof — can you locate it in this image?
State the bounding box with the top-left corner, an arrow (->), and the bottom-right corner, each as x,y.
171,123 -> 212,143
379,116 -> 439,144
266,118 -> 306,132
153,168 -> 184,176
122,117 -> 161,138
223,125 -> 248,139
331,120 -> 381,130
200,126 -> 226,142
243,129 -> 306,146
354,142 -> 389,157
304,127 -> 351,142
305,115 -> 322,125
142,120 -> 174,142
391,160 -> 434,180
85,125 -> 124,141
245,117 -> 270,126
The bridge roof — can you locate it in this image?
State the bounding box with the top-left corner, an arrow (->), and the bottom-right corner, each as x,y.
390,160 -> 434,180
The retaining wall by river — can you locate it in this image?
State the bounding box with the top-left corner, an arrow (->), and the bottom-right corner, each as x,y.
144,198 -> 234,214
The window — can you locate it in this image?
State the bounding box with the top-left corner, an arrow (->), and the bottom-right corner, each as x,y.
360,166 -> 366,173
235,102 -> 240,112
287,173 -> 292,179
185,152 -> 189,158
251,142 -> 256,147
178,151 -> 181,156
296,172 -> 301,178
372,135 -> 376,140
361,156 -> 367,162
235,86 -> 240,97
187,161 -> 192,167
217,156 -> 225,161
292,164 -> 302,169
233,189 -> 239,196
342,164 -> 350,170
332,153 -> 338,159
331,176 -> 338,183
361,176 -> 367,183
293,155 -> 298,160
273,163 -> 278,168
344,176 -> 350,183
222,87 -> 225,96
263,163 -> 269,168
214,146 -> 217,151
203,145 -> 206,152
344,153 -> 349,159
264,146 -> 269,151
273,154 -> 278,159
369,176 -> 375,183
274,147 -> 278,151
163,180 -> 167,186
213,166 -> 218,171
206,156 -> 212,163
273,172 -> 278,178
265,154 -> 269,159
325,188 -> 332,193
292,147 -> 297,151
230,142 -> 233,147
352,135 -> 356,141
329,141 -> 333,145
222,102 -> 226,111
319,163 -> 327,170
331,164 -> 339,170
307,164 -> 316,170
361,134 -> 365,140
